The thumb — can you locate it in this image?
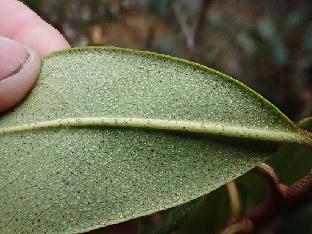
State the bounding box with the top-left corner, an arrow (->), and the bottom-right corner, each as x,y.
0,36 -> 41,112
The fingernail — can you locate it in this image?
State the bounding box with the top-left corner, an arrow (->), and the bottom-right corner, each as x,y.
0,37 -> 29,81
0,37 -> 41,112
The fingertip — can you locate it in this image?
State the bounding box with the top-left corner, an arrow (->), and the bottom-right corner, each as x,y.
14,20 -> 71,57
0,45 -> 41,112
0,0 -> 70,112
0,0 -> 70,57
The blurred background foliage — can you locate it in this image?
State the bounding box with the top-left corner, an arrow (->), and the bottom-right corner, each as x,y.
21,1 -> 312,233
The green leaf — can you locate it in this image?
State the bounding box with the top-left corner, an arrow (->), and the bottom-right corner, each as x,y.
138,197 -> 203,234
268,117 -> 312,185
0,47 -> 311,233
269,133 -> 312,234
176,186 -> 230,234
176,118 -> 312,234
297,117 -> 312,131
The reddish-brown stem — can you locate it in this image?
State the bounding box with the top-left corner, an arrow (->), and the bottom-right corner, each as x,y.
255,163 -> 286,199
220,170 -> 312,234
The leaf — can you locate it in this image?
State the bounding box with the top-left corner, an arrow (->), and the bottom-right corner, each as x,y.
227,118 -> 312,228
298,117 -> 312,130
267,117 -> 312,185
174,118 -> 312,234
138,197 -> 203,234
0,47 -> 311,233
176,186 -> 230,234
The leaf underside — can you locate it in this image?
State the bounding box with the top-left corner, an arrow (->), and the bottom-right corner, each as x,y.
0,47 -> 310,233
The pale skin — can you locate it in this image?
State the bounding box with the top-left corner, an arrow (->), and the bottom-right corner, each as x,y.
0,0 -> 70,112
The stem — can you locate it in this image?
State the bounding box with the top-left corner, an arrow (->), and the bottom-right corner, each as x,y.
256,163 -> 279,185
226,181 -> 241,220
219,170 -> 312,233
255,163 -> 284,198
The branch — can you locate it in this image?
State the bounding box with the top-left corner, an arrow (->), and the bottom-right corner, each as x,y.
220,170 -> 312,234
255,163 -> 285,198
173,0 -> 212,58
172,1 -> 195,53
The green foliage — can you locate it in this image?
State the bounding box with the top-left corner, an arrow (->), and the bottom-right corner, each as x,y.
0,47 -> 311,233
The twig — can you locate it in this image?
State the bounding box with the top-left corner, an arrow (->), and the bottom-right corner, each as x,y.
284,169 -> 312,200
172,1 -> 195,53
226,181 -> 241,220
255,163 -> 285,198
219,170 -> 312,234
256,163 -> 279,185
173,0 -> 212,58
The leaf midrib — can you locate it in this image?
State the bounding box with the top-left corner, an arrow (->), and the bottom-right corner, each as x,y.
0,117 -> 310,145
